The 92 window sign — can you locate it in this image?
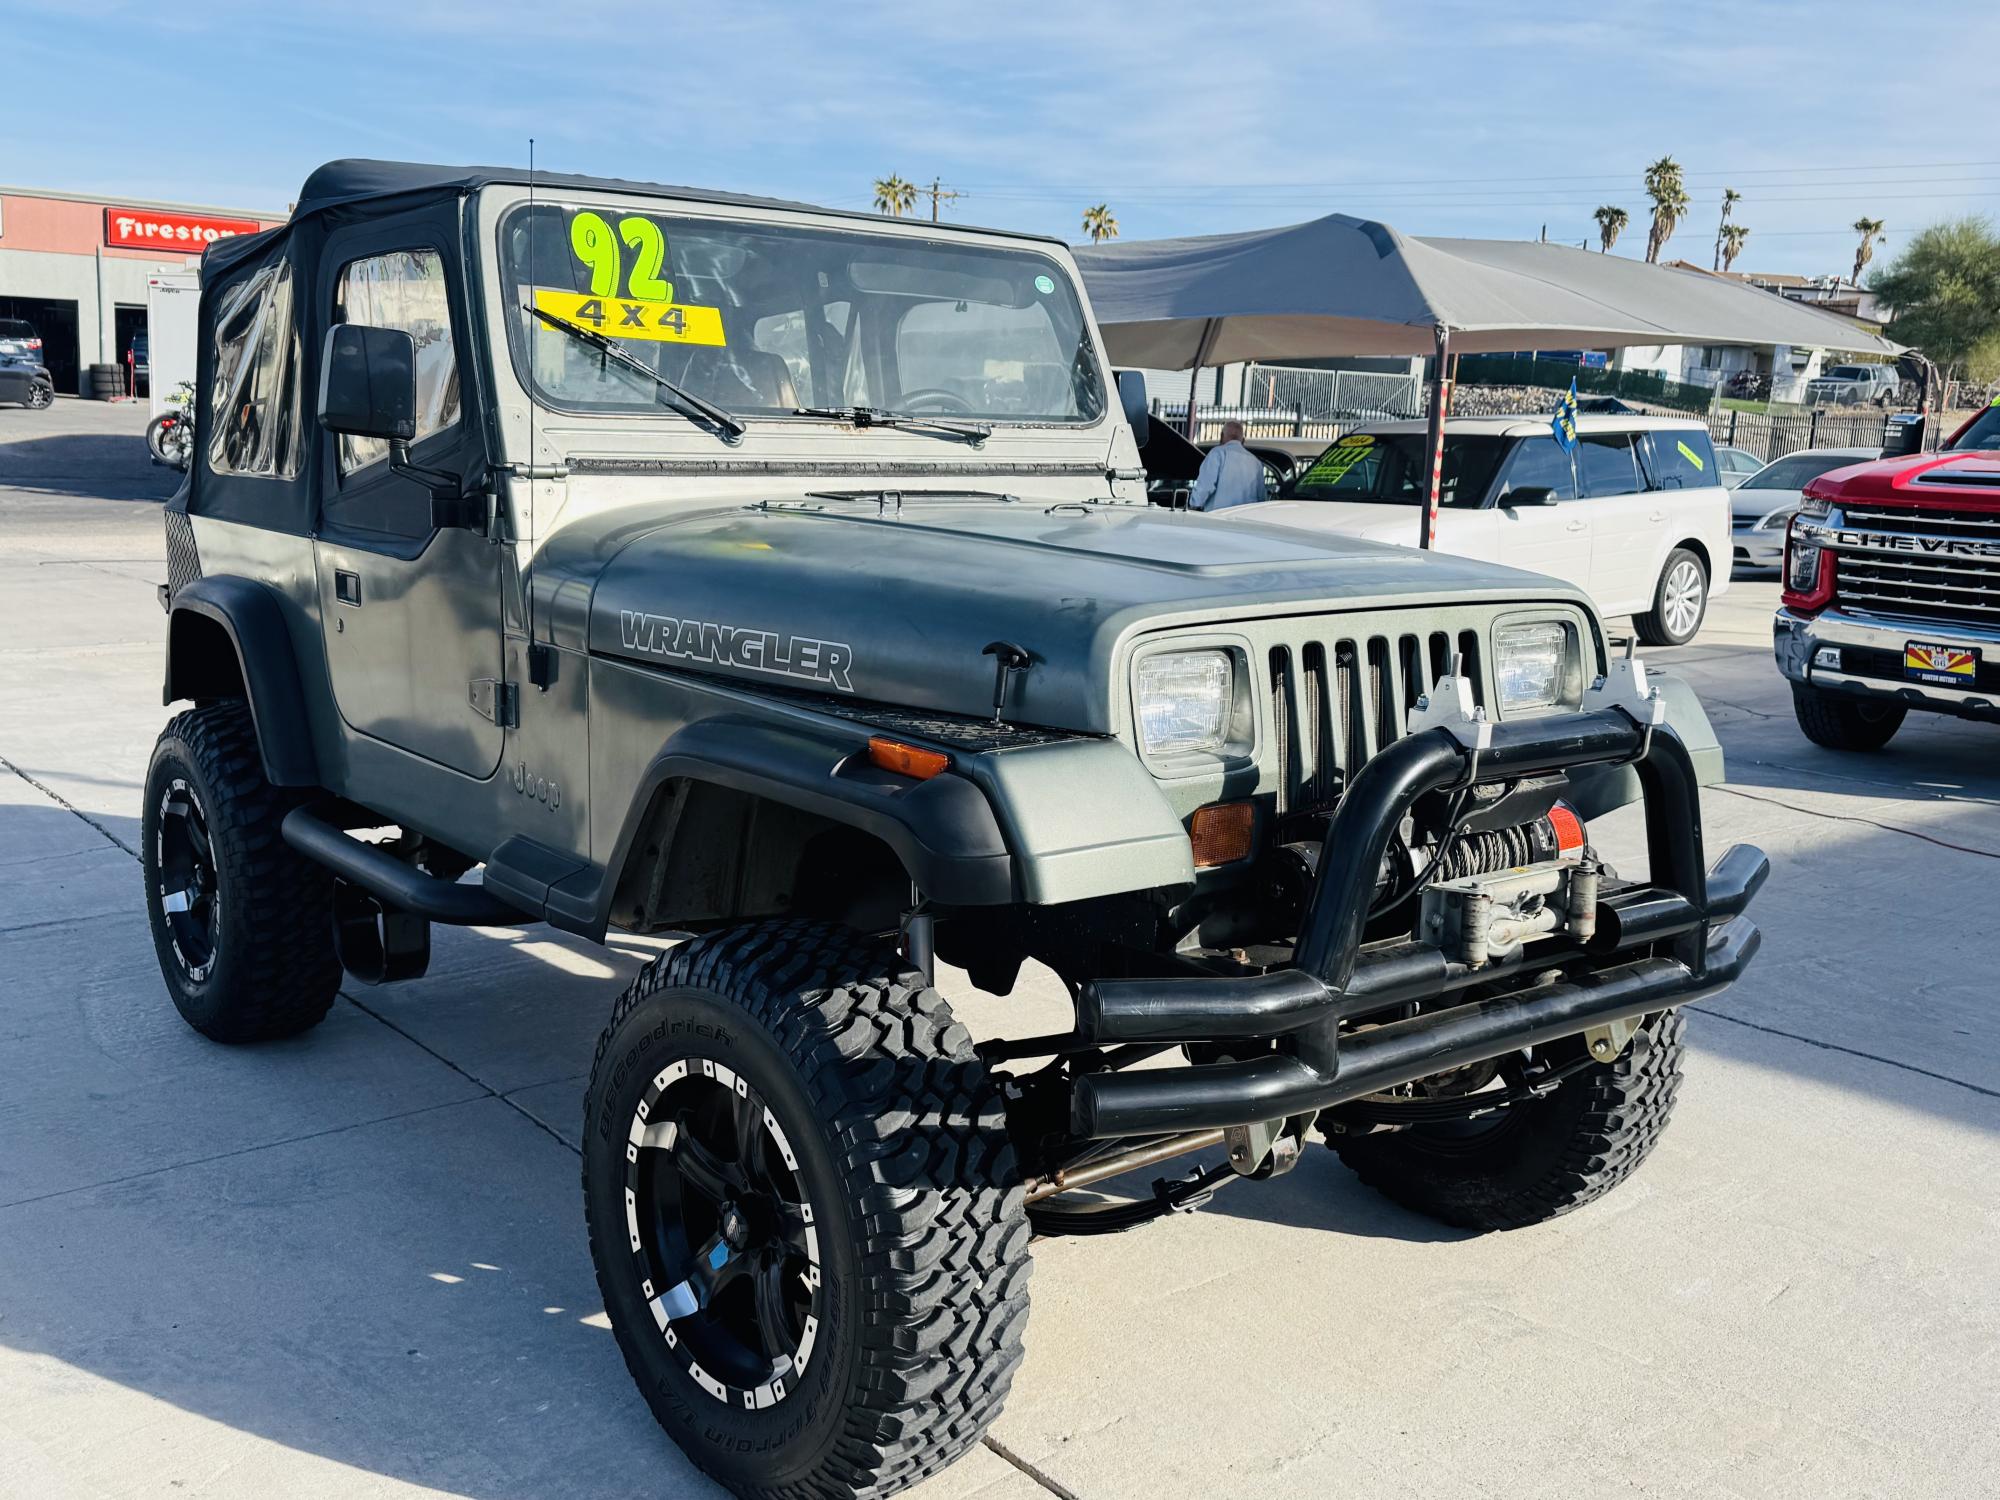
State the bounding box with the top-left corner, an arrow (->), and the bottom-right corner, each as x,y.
104,208 -> 262,250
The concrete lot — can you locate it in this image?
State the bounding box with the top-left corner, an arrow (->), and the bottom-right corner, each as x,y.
2,398 -> 1996,1500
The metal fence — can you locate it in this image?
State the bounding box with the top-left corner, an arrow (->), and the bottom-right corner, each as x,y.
1238,363 -> 1424,422
1703,406 -> 1889,463
1154,403 -> 1399,446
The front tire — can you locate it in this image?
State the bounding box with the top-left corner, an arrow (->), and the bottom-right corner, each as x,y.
142,703 -> 341,1042
27,380 -> 54,410
1634,548 -> 1708,646
583,920 -> 1031,1499
1791,682 -> 1906,751
1328,1011 -> 1686,1231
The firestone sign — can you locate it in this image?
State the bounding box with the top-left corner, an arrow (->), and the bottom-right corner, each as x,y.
104,207 -> 262,250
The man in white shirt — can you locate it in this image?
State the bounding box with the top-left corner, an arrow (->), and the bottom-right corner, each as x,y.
1188,421 -> 1266,511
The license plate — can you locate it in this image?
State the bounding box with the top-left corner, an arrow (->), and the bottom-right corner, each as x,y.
1904,640 -> 1979,685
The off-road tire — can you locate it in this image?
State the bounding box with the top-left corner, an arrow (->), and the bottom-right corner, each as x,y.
583,919 -> 1031,1499
142,703 -> 341,1041
1328,1010 -> 1686,1231
1791,682 -> 1906,751
1634,547 -> 1708,646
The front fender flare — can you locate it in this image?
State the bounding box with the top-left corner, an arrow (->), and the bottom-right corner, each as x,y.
165,576 -> 319,787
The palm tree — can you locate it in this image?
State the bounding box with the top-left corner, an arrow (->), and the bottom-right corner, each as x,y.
1720,223 -> 1750,273
872,175 -> 917,217
1081,204 -> 1120,244
1713,187 -> 1742,270
1593,205 -> 1629,253
1643,156 -> 1690,264
1851,217 -> 1886,286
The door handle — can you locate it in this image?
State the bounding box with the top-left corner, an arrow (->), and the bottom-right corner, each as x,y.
1648,510 -> 1666,523
1565,519 -> 1587,532
334,570 -> 361,606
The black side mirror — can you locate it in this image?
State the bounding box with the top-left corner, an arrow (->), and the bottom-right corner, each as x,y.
318,324 -> 417,442
1116,369 -> 1149,447
1506,486 -> 1559,508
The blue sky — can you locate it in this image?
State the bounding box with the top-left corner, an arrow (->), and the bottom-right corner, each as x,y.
7,0 -> 1998,279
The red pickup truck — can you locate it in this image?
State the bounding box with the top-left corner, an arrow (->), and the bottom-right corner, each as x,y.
1775,402 -> 2000,749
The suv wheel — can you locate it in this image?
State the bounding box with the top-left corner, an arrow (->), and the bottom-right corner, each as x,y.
1791,682 -> 1906,751
142,703 -> 342,1041
1634,548 -> 1708,646
584,919 -> 1031,1498
1327,1010 -> 1685,1231
27,380 -> 54,410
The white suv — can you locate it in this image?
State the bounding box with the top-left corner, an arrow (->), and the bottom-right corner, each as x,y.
1218,414 -> 1732,645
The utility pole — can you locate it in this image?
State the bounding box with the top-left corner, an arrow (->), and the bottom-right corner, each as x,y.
921,177 -> 965,221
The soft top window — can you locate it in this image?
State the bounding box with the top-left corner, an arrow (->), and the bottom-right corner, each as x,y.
496,201 -> 1103,424
206,260 -> 302,480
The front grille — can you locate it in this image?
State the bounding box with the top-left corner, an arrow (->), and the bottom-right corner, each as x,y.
1843,501 -> 2000,539
1837,549 -> 2000,623
1269,626 -> 1487,816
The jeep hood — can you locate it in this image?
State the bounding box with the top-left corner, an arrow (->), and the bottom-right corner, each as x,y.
552,495 -> 1591,733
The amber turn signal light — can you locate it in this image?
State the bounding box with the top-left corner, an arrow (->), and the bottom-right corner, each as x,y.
1188,800 -> 1255,867
867,736 -> 951,781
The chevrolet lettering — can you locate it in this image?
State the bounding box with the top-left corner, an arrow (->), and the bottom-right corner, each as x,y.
145,158 -> 1763,1499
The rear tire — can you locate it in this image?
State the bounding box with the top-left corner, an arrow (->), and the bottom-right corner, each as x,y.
583,919 -> 1031,1498
142,703 -> 341,1042
1328,1010 -> 1685,1231
1791,682 -> 1906,751
1634,548 -> 1708,646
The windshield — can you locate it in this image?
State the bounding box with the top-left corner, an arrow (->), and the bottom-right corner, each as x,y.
498,201 -> 1103,424
1279,432 -> 1506,508
1744,452 -> 1870,490
1824,366 -> 1869,381
1949,405 -> 2000,451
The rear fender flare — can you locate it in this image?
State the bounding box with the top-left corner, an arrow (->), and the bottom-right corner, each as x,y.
165,576 -> 319,787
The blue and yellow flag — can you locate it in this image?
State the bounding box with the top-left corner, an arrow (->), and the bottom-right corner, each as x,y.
1551,378 -> 1579,452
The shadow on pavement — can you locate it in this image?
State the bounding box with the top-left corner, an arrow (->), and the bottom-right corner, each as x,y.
0,432 -> 180,502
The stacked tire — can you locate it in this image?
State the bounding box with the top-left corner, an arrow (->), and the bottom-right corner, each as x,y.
88,363 -> 125,400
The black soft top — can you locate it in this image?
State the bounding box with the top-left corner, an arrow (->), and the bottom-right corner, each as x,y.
205,158 -> 1060,281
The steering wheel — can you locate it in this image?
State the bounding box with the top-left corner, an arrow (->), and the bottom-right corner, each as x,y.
898,388 -> 977,415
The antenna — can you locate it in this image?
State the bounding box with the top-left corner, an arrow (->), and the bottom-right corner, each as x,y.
524,137 -> 538,656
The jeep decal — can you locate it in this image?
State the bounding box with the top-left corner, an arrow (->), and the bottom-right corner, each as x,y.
619,610 -> 855,693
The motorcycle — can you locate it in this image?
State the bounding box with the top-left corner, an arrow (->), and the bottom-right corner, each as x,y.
147,381 -> 195,471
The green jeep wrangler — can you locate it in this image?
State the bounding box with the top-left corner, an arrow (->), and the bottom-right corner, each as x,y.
147,159 -> 1765,1497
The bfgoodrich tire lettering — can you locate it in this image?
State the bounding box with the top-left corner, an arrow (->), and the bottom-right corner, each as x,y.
583,919 -> 1031,1498
141,702 -> 341,1042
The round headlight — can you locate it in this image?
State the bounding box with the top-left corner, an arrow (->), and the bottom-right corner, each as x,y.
1136,650 -> 1233,755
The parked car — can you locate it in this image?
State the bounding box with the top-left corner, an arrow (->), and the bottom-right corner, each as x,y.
1804,364 -> 1899,407
1714,445 -> 1763,488
1730,448 -> 1877,570
1776,401 -> 2000,750
0,351 -> 55,409
1223,414 -> 1733,645
0,317 -> 43,360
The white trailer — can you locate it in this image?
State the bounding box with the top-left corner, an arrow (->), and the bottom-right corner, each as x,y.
145,274 -> 200,420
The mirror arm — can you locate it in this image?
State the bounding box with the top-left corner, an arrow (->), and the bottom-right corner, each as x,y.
388,438 -> 486,532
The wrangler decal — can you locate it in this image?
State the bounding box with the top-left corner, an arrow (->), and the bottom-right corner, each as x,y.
619,611 -> 855,693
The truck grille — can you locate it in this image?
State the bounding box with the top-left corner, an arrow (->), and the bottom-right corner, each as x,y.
1269,627 -> 1489,815
1834,504 -> 2000,621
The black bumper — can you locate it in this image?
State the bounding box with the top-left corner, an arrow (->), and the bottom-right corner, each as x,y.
1071,709 -> 1766,1138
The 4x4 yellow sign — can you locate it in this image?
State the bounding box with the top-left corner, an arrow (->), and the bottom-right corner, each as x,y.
533,287 -> 727,347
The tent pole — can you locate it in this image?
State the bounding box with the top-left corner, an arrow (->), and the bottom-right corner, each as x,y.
1419,325 -> 1452,550
1186,318 -> 1221,438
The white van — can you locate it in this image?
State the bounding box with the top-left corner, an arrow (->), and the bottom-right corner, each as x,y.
1220,414 -> 1733,645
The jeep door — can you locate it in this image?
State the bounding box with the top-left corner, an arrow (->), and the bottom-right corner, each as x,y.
311,212 -> 507,779
1493,435 -> 1592,590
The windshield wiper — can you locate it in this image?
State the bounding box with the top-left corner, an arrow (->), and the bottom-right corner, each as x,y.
523,303 -> 744,442
793,405 -> 990,445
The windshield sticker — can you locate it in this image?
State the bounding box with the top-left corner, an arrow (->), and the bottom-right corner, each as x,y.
1676,439 -> 1705,471
533,287 -> 727,347
1034,274 -> 1056,295
1302,432 -> 1375,485
619,610 -> 855,692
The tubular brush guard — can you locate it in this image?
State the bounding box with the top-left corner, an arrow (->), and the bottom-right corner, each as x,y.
1070,709 -> 1766,1138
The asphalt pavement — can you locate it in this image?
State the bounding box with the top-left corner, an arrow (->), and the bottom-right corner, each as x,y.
2,398 -> 1996,1500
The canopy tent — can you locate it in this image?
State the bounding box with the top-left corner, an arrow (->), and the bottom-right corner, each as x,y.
1074,213 -> 1901,367
1075,213 -> 1904,545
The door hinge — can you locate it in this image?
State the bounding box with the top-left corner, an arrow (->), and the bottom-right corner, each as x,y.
469,678 -> 519,728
